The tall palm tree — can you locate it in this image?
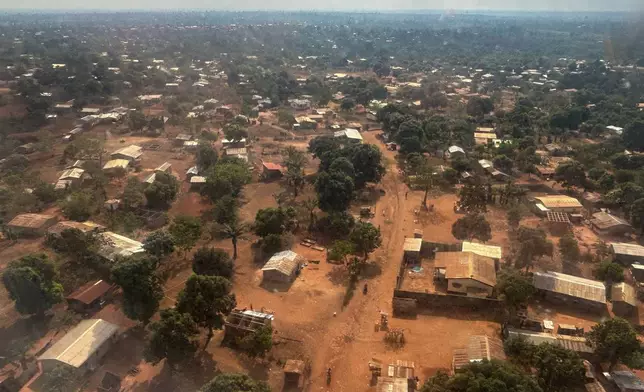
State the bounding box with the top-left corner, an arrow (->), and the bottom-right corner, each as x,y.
216,219 -> 250,260
302,197 -> 318,232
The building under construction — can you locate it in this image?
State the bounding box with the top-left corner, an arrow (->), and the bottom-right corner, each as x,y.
224,309 -> 274,342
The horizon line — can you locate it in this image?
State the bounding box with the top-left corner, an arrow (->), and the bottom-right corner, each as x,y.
0,8 -> 638,13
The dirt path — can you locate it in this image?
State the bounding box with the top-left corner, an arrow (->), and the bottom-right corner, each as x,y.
308,131 -> 411,391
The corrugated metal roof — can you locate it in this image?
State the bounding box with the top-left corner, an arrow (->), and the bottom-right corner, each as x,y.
453,335 -> 506,371
102,159 -> 130,170
263,161 -> 284,172
66,280 -> 113,305
535,195 -> 582,209
506,328 -> 593,353
155,162 -> 172,172
462,241 -> 502,259
8,213 -> 55,229
111,145 -> 142,159
59,168 -> 85,180
403,238 -> 422,252
435,252 -> 497,287
98,232 -> 144,261
591,212 -> 631,230
262,250 -> 302,276
533,271 -> 606,303
611,371 -> 644,391
39,319 -> 119,368
611,242 -> 644,257
612,282 -> 637,307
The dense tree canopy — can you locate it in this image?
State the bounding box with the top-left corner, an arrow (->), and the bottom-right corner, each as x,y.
2,254 -> 63,316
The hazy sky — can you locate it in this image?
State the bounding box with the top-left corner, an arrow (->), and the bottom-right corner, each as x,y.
5,0 -> 643,12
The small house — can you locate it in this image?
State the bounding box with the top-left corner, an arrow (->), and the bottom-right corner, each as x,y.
532,271 -> 606,313
6,213 -> 57,237
611,243 -> 644,266
262,161 -> 284,179
294,116 -> 318,130
222,138 -> 247,148
98,231 -> 144,262
546,211 -> 572,235
478,159 -> 493,171
186,166 -> 199,180
261,250 -> 303,283
144,172 -> 157,184
58,168 -> 87,188
110,145 -> 143,162
503,327 -> 593,355
611,282 -> 637,317
66,280 -> 115,313
47,220 -> 103,237
445,145 -> 465,159
434,251 -> 497,297
174,133 -> 192,146
610,370 -> 644,392
474,129 -> 496,145
183,140 -> 199,151
102,159 -> 130,174
38,319 -> 120,373
403,237 -> 423,263
590,212 -> 632,236
225,148 -> 248,162
375,360 -> 416,392
333,129 -> 363,143
534,195 -> 583,214
452,335 -> 505,372
189,176 -> 206,189
290,99 -> 311,110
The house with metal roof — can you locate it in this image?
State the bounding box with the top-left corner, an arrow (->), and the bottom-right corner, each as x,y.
611,282 -> 637,317
110,145 -> 143,162
445,145 -> 466,159
533,271 -> 606,312
98,232 -> 144,262
534,195 -> 583,214
333,128 -> 363,143
461,241 -> 502,260
452,335 -> 505,372
261,250 -> 303,283
102,159 -> 130,173
38,319 -> 120,372
66,280 -> 115,313
611,243 -> 644,265
503,327 -> 593,354
7,213 -> 57,236
591,212 -> 632,236
403,237 -> 423,263
155,162 -> 172,173
224,309 -> 274,342
47,220 -> 103,237
262,161 -> 285,179
434,252 -> 497,297
376,360 -> 416,392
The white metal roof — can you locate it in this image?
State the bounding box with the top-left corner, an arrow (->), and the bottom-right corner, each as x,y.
98,232 -> 144,261
262,250 -> 302,276
111,145 -> 143,160
39,319 -> 119,368
462,241 -> 502,259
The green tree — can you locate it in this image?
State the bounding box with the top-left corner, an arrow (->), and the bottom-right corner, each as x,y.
45,228 -> 104,260
451,214 -> 492,242
348,144 -> 386,188
349,221 -> 382,260
41,365 -> 78,392
223,123 -> 248,143
497,269 -> 535,309
212,195 -> 238,225
315,170 -> 354,212
531,343 -> 585,392
237,325 -> 273,358
630,198 -> 644,233
329,157 -> 355,178
558,232 -> 580,263
143,231 -> 175,259
145,172 -> 179,209
554,160 -> 586,190
33,182 -> 58,204
515,226 -> 553,271
586,317 -> 641,370
283,146 -> 307,197
595,261 -> 625,283
213,219 -> 250,260
2,254 -> 63,317
254,207 -> 297,237
507,206 -> 522,230
202,160 -> 252,201
145,308 -> 200,368
466,97 -> 494,117
493,155 -> 514,173
128,110 -> 147,131
328,240 -> 355,264
419,360 -> 541,392
111,257 -> 164,324
200,373 -> 270,392
196,142 -> 218,171
623,120 -> 644,152
176,274 -> 236,345
192,247 -> 233,278
61,191 -> 96,221
457,184 -> 488,213
169,215 -> 203,254
121,177 -> 146,210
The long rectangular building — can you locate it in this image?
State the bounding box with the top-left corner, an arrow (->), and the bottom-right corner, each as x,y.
533,271 -> 606,312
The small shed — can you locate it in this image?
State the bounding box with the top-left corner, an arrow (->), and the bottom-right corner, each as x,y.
262,250 -> 303,283
376,360 -> 415,392
445,145 -> 465,159
66,280 -> 115,313
610,370 -> 644,392
224,309 -> 273,342
174,133 -> 192,145
262,161 -> 284,179
403,237 -> 423,263
102,159 -> 130,173
611,243 -> 644,266
110,145 -> 143,162
155,162 -> 172,173
189,176 -> 206,189
284,359 -> 306,387
591,212 -> 632,236
532,271 -> 606,313
631,264 -> 644,283
611,282 -> 637,317
7,213 -> 57,236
